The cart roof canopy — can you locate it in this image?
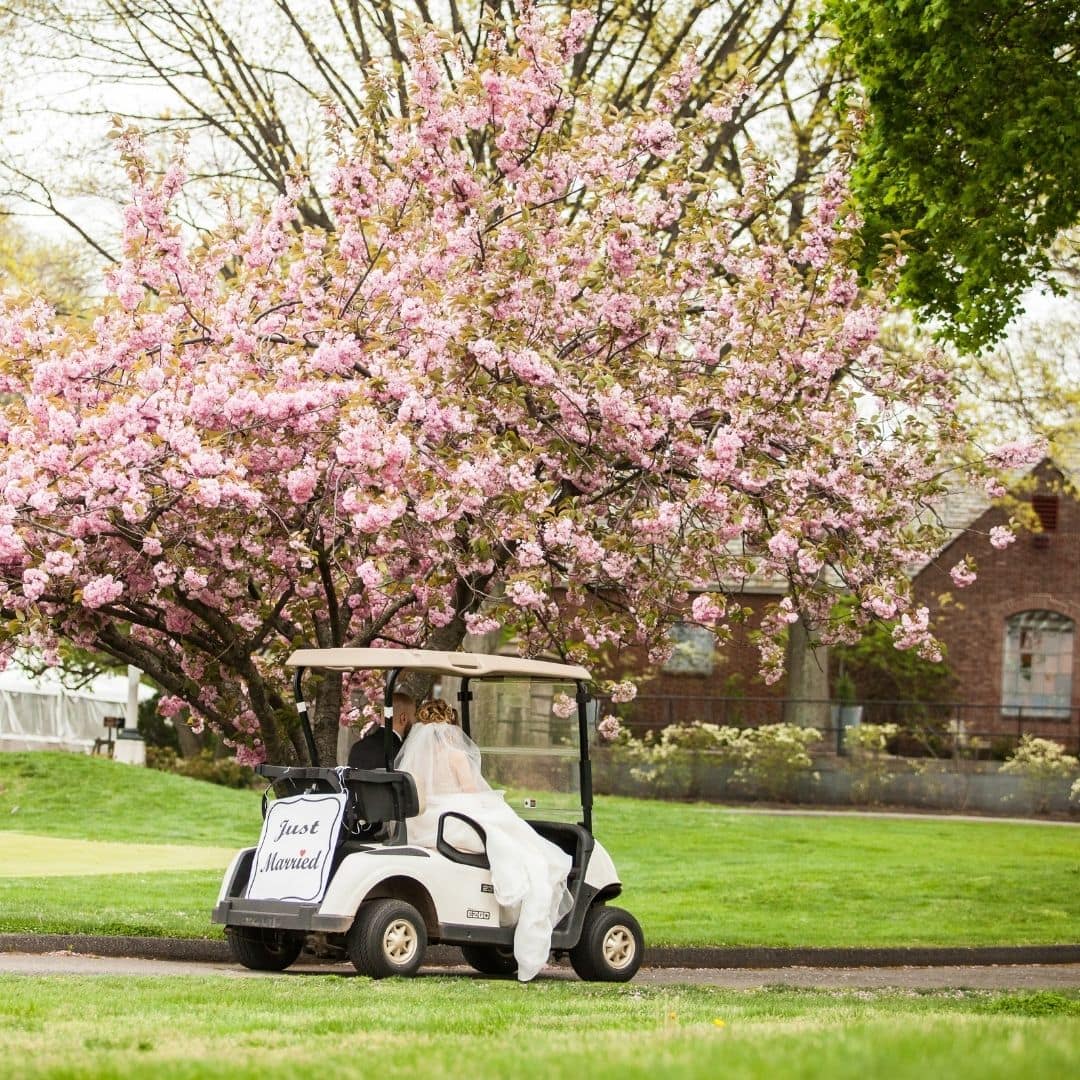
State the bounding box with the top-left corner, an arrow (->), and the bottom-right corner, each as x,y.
286,648 -> 591,682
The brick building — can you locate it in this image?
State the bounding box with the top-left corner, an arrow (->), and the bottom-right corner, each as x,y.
615,459 -> 1079,752
911,459 -> 1080,752
617,588 -> 789,732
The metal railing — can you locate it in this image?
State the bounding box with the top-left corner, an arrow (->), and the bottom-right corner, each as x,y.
609,694 -> 1080,758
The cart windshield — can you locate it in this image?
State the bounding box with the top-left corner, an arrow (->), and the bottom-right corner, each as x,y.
460,677 -> 582,824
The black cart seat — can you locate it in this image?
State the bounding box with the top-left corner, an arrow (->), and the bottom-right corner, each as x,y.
256,764 -> 419,837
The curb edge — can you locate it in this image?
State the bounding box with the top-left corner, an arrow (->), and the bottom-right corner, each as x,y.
3,934 -> 1079,970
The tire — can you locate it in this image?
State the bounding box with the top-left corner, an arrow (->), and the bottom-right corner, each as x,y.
347,899 -> 428,978
461,944 -> 518,977
568,905 -> 643,982
226,926 -> 305,972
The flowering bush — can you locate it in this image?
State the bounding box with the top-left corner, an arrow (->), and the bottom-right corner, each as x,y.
730,724 -> 821,801
844,722 -> 899,803
614,721 -> 819,801
845,722 -> 899,755
612,722 -> 726,798
1000,736 -> 1080,814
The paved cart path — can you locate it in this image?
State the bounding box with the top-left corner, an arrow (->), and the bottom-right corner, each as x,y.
3,951 -> 1079,989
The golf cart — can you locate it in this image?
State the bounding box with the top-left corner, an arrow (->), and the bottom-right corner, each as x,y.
212,649 -> 643,981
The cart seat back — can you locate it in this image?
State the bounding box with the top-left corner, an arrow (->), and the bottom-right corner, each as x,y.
343,768 -> 420,824
255,764 -> 419,828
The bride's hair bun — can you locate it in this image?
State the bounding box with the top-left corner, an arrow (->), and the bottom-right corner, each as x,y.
416,699 -> 459,726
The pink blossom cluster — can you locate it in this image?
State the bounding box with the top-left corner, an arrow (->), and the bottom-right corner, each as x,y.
949,561 -> 977,589
551,693 -> 576,719
986,439 -> 1046,470
989,525 -> 1016,550
691,595 -> 725,626
891,607 -> 941,661
596,716 -> 622,742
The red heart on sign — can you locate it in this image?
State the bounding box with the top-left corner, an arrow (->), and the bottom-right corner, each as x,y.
299,849 -> 306,856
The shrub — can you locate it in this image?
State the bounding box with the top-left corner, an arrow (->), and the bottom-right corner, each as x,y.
1000,736 -> 1080,814
845,722 -> 899,804
146,747 -> 259,790
614,721 -> 819,802
730,723 -> 820,801
629,722 -> 740,799
137,696 -> 178,751
845,722 -> 898,755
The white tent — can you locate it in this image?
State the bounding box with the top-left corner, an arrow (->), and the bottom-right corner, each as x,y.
0,658 -> 155,753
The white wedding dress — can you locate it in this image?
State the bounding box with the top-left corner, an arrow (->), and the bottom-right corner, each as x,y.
395,722 -> 572,982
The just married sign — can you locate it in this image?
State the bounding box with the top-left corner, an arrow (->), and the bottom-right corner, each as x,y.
245,792 -> 347,903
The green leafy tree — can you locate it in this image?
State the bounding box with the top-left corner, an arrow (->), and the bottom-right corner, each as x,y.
958,230 -> 1080,487
830,612 -> 956,756
830,599 -> 955,707
0,214 -> 94,316
829,0 -> 1080,348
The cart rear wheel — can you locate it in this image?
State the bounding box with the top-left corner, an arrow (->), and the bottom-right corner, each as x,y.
347,899 -> 427,978
461,944 -> 518,976
568,905 -> 643,982
226,926 -> 304,972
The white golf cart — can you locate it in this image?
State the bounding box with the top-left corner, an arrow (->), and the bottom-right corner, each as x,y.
212,649 -> 643,981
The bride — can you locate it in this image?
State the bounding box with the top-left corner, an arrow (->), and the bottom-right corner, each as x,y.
395,700 -> 572,982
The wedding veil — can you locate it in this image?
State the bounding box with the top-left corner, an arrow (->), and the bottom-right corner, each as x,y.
395,721 -> 490,811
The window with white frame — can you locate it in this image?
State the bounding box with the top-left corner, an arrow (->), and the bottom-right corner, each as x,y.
663,622 -> 718,676
1001,610 -> 1074,718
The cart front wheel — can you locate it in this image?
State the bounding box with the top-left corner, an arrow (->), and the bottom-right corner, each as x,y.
568,905 -> 643,982
461,943 -> 518,977
226,926 -> 304,972
348,899 -> 428,978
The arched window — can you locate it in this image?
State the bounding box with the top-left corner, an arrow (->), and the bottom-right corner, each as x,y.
1001,611 -> 1075,718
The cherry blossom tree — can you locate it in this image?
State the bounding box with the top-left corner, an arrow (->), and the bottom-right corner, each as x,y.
0,9 -> 1009,764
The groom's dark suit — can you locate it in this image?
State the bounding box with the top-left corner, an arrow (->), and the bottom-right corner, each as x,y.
347,725 -> 402,770
346,725 -> 404,840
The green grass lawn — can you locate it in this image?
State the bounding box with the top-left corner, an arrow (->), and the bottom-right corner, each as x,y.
1,752 -> 1078,945
0,832 -> 235,876
1,976 -> 1077,1079
0,752 -> 260,848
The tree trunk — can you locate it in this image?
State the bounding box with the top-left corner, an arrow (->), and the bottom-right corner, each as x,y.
394,614 -> 472,703
783,616 -> 830,730
175,719 -> 207,759
310,669 -> 344,766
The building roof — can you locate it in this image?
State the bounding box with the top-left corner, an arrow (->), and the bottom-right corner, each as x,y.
907,484 -> 995,575
908,455 -> 1071,575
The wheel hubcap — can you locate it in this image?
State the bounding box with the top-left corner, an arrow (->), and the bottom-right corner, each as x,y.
601,925 -> 635,969
383,919 -> 418,963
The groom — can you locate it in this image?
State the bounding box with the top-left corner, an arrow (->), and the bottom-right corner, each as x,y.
346,692 -> 416,770
346,692 -> 417,841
